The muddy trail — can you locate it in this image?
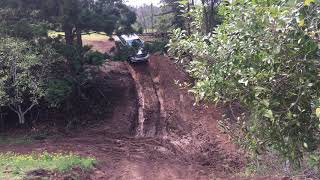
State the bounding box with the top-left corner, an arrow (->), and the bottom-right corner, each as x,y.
0,55 -> 244,179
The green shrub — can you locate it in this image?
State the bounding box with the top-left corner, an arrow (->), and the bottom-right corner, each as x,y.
45,79 -> 73,107
85,51 -> 108,65
145,39 -> 168,54
111,41 -> 135,61
0,8 -> 49,39
168,0 -> 320,165
0,37 -> 61,124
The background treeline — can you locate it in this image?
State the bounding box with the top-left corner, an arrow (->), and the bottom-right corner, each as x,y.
0,0 -> 137,128
132,0 -> 221,34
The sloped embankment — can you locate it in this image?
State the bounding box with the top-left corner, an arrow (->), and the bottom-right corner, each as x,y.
127,55 -> 244,175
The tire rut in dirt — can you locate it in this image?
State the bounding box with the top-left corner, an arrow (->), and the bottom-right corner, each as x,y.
126,62 -> 163,137
147,55 -> 245,175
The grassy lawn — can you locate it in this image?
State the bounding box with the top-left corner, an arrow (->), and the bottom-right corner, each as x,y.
82,32 -> 109,41
0,151 -> 96,179
48,31 -> 109,41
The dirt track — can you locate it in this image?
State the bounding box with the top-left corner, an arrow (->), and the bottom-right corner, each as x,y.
0,55 -> 244,179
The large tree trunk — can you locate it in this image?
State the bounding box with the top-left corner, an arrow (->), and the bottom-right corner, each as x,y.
9,103 -> 37,125
76,27 -> 83,47
17,112 -> 25,124
187,1 -> 191,35
140,8 -> 147,33
151,4 -> 155,33
209,0 -> 214,30
63,24 -> 76,74
63,24 -> 74,46
201,0 -> 209,34
17,105 -> 25,124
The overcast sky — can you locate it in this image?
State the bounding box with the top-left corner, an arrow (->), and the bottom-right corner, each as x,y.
124,0 -> 162,7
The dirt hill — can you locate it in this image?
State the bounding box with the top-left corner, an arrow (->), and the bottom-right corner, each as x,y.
0,55 -> 245,179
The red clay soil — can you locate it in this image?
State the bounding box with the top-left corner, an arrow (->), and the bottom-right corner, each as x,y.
148,55 -> 244,166
0,56 -> 247,179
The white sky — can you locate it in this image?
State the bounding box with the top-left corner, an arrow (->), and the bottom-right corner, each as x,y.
124,0 -> 162,7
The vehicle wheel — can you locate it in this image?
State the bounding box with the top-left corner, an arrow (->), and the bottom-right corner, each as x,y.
127,57 -> 133,64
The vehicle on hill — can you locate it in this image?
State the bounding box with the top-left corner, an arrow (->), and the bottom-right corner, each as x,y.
115,34 -> 149,63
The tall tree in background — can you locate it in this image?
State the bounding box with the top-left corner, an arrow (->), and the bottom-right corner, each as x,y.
158,0 -> 221,34
134,4 -> 161,33
151,3 -> 155,32
200,0 -> 221,33
161,0 -> 185,29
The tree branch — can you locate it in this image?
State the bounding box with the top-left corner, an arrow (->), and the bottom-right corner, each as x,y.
288,86 -> 303,111
8,104 -> 18,114
22,102 -> 37,115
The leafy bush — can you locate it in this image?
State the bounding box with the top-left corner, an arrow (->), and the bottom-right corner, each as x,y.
47,41 -> 112,126
12,20 -> 48,39
145,39 -> 168,53
53,43 -> 107,70
0,8 -> 49,39
169,0 -> 320,165
0,37 -> 61,124
45,79 -> 73,107
85,51 -> 108,65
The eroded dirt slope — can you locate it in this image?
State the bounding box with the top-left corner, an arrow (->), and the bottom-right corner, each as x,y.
148,55 -> 243,171
0,55 -> 244,180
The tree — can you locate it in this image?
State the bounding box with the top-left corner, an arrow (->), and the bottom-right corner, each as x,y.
41,0 -> 137,46
0,0 -> 134,126
0,0 -> 49,39
161,0 -> 186,29
133,4 -> 161,33
159,0 -> 222,34
201,0 -> 221,33
0,38 -> 60,124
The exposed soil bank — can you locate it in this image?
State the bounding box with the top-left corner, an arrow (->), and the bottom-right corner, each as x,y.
148,55 -> 244,172
126,63 -> 162,137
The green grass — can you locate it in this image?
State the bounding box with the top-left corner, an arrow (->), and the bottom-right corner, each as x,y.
82,32 -> 109,41
48,31 -> 109,41
48,31 -> 64,37
0,136 -> 32,145
0,151 -> 96,180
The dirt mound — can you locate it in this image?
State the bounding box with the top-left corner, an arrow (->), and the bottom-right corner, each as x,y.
0,56 -> 244,179
147,55 -> 244,173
